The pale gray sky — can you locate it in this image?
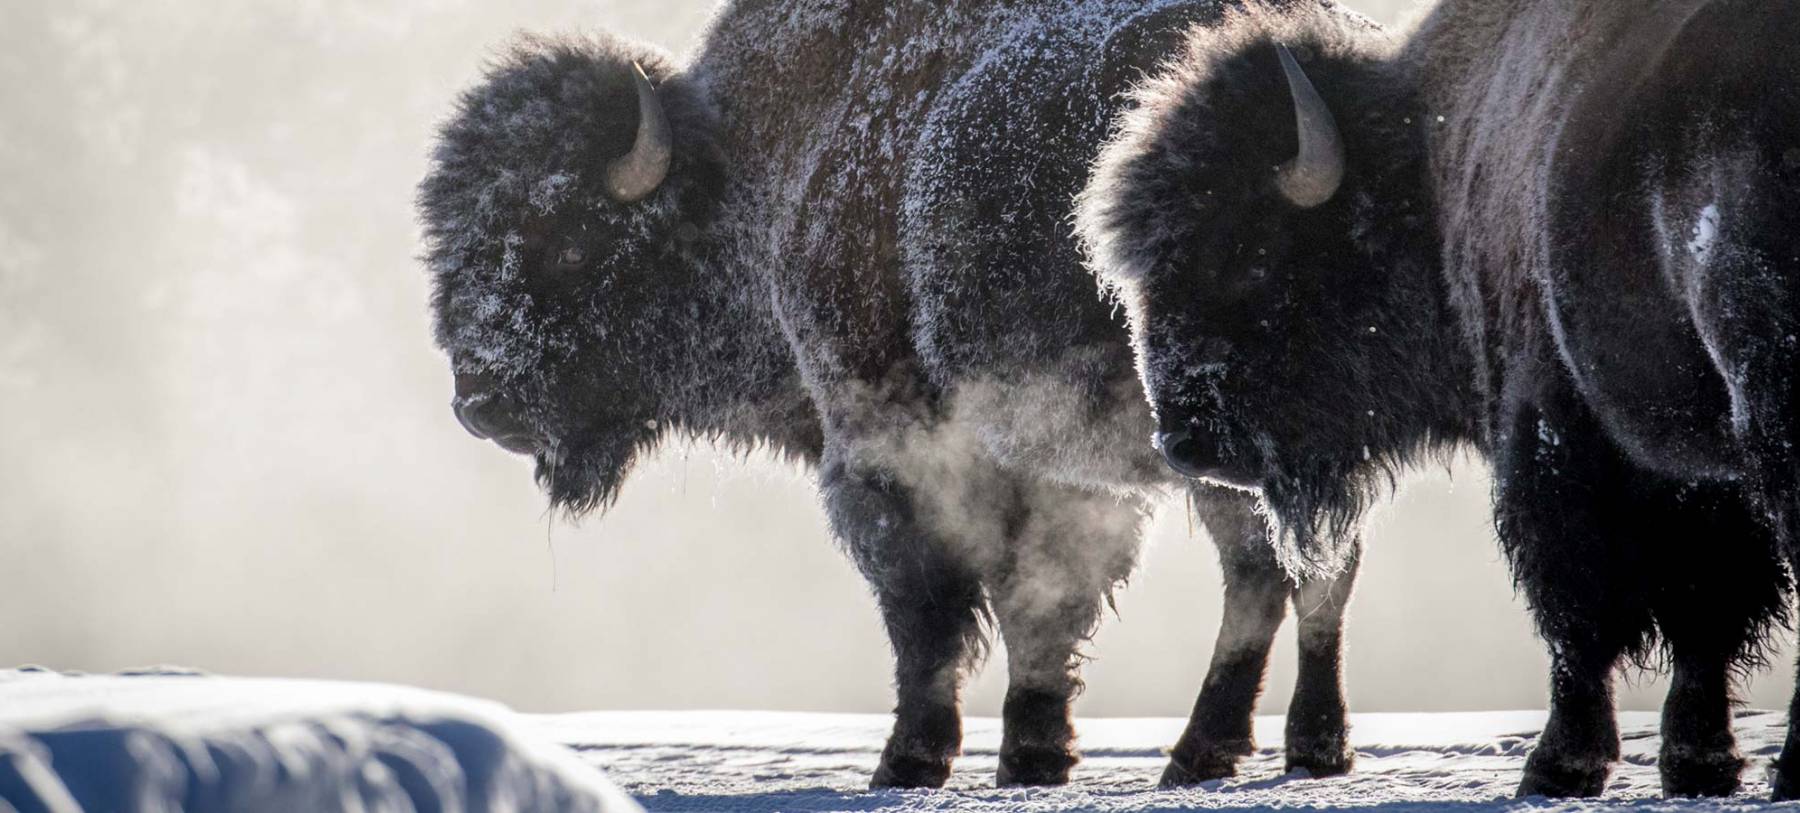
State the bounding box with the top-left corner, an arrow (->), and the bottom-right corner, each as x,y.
2,0 -> 1789,717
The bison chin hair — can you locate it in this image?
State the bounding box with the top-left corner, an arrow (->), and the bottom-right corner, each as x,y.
533,430 -> 659,519
1257,450 -> 1392,580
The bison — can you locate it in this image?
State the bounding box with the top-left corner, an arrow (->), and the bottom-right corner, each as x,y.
419,0 -> 1384,790
1079,0 -> 1795,799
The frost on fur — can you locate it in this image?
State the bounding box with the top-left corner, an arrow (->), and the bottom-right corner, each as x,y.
419,0 -> 1392,790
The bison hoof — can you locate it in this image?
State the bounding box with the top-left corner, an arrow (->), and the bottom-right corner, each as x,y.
997,746 -> 1077,787
870,753 -> 953,790
1158,758 -> 1234,787
1660,747 -> 1743,798
1158,740 -> 1251,788
1517,750 -> 1610,798
1285,736 -> 1354,778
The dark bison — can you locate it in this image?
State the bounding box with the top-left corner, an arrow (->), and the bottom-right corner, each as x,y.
1080,0 -> 1795,799
419,0 -> 1383,790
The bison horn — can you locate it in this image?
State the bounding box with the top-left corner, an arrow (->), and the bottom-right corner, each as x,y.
605,62 -> 673,204
1273,44 -> 1345,209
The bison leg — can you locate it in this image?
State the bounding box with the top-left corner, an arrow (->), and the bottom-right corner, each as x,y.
1284,539 -> 1359,778
822,453 -> 987,790
1498,398 -> 1654,799
1650,487 -> 1782,798
1748,399 -> 1800,800
1161,487 -> 1290,787
1769,502 -> 1800,801
1657,656 -> 1744,798
989,480 -> 1144,788
1774,643 -> 1800,800
1517,652 -> 1621,799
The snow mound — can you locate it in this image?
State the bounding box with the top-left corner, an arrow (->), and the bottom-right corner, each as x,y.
536,709 -> 1793,812
0,669 -> 640,813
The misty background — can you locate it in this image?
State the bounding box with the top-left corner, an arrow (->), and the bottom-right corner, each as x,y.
2,0 -> 1790,717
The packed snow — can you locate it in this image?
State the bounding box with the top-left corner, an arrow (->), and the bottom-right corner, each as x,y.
0,669 -> 640,812
6,668 -> 1797,812
535,709 -> 1798,812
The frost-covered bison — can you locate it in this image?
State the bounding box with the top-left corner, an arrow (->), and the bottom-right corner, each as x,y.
1080,0 -> 1795,800
419,0 -> 1384,790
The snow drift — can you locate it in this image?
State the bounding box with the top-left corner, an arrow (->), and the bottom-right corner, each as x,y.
0,668 -> 640,812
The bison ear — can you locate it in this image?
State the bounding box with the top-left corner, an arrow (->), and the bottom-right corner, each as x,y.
1273,44 -> 1346,209
605,62 -> 673,204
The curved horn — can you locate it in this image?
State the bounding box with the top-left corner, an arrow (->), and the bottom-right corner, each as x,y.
1273,44 -> 1345,209
605,62 -> 673,204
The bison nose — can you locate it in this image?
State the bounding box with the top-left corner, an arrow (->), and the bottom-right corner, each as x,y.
452,370 -> 498,439
453,398 -> 498,441
453,396 -> 540,448
1156,428 -> 1216,479
451,370 -> 534,444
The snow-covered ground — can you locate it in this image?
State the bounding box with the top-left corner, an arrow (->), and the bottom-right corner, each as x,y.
535,709 -> 1798,812
0,669 -> 640,812
6,669 -> 1796,812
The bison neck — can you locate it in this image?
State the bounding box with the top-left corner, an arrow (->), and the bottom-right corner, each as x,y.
656,240 -> 822,464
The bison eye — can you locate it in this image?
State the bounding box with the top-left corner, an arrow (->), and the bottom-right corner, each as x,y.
554,245 -> 586,270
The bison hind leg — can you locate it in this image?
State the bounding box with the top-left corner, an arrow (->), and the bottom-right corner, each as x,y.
1772,672 -> 1800,801
1648,483 -> 1785,798
1768,493 -> 1800,800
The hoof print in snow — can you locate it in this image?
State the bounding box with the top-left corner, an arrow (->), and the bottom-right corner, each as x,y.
996,746 -> 1077,787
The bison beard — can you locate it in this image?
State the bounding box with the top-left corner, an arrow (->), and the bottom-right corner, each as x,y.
419,0 -> 1387,791
534,433 -> 645,518
1257,458 -> 1386,579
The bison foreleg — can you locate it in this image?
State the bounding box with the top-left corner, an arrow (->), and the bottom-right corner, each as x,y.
1497,397 -> 1648,799
1648,484 -> 1781,798
1518,652 -> 1621,799
823,454 -> 987,790
1161,487 -> 1290,787
1285,538 -> 1359,778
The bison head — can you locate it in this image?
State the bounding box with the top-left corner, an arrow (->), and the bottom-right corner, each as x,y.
1077,15 -> 1446,568
418,34 -> 722,515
